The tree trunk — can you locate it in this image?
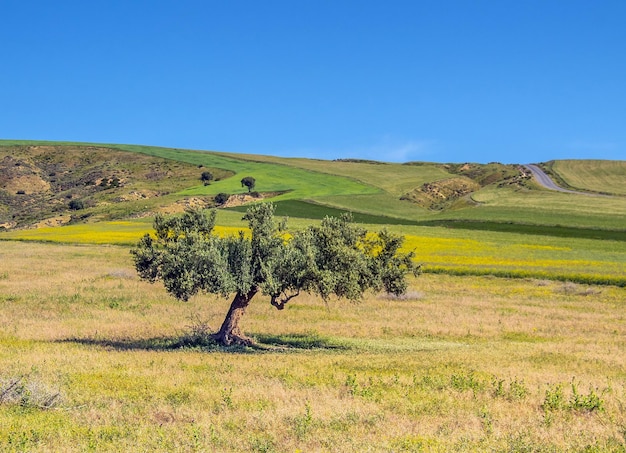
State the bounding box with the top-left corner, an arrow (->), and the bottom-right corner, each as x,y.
212,289 -> 257,346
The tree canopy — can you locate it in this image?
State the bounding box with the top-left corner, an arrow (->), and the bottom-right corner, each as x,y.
200,171 -> 213,185
131,203 -> 419,345
240,176 -> 256,192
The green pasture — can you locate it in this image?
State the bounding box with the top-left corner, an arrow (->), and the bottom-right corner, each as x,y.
215,150 -> 626,231
551,159 -> 626,195
3,140 -> 625,234
106,144 -> 381,201
217,152 -> 452,196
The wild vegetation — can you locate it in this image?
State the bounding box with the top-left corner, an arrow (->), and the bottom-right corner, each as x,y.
0,140 -> 625,451
0,144 -> 232,228
1,241 -> 625,451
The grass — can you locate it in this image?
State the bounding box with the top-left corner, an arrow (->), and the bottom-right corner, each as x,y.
2,207 -> 624,287
216,150 -> 626,231
103,143 -> 381,201
1,240 -> 625,451
216,152 -> 453,196
551,159 -> 626,195
3,140 -> 625,236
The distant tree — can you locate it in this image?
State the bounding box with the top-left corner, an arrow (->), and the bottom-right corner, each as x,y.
68,199 -> 85,210
200,171 -> 214,186
131,203 -> 419,346
215,193 -> 230,205
240,176 -> 256,193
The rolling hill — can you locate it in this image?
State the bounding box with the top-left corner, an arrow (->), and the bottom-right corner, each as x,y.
1,140 -> 624,235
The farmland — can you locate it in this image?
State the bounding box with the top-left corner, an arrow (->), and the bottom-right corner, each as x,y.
0,141 -> 625,451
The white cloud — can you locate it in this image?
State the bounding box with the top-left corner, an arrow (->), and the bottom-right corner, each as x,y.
277,138 -> 438,163
340,138 -> 437,163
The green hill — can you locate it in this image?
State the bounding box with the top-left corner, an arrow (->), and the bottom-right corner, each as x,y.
2,140 -> 624,287
1,140 -> 625,236
544,159 -> 626,195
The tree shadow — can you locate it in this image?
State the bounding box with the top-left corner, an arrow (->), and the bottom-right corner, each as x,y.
254,333 -> 351,351
56,332 -> 351,353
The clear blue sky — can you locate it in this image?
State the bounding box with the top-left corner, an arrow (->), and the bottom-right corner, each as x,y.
2,0 -> 625,163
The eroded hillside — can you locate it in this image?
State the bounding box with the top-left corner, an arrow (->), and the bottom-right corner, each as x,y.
399,163 -> 531,210
0,145 -> 232,228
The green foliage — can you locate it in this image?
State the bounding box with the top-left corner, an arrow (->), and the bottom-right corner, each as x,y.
542,381 -> 605,413
68,199 -> 84,210
491,377 -> 528,401
200,171 -> 214,185
131,204 -> 418,342
132,203 -> 417,305
215,193 -> 230,205
292,400 -> 314,440
569,381 -> 605,412
240,176 -> 256,192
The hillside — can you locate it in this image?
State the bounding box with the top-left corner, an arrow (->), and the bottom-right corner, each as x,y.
1,141 -> 625,235
0,144 -> 233,228
543,159 -> 626,195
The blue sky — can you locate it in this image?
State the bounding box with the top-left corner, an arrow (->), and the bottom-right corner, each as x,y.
2,0 -> 625,163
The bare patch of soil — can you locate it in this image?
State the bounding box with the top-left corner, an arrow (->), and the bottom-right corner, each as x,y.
401,177 -> 481,210
159,197 -> 215,215
34,215 -> 72,228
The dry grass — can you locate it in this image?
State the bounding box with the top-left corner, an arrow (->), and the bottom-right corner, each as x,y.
1,241 -> 625,452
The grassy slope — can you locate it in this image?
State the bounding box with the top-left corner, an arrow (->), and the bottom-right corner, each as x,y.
216,152 -> 452,196
551,159 -> 626,195
218,150 -> 626,231
107,144 -> 380,201
2,140 -> 625,233
0,143 -> 234,226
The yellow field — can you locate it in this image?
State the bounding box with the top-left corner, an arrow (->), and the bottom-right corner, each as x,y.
3,218 -> 624,288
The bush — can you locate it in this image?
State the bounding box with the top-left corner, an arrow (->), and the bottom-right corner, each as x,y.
215,193 -> 230,205
69,199 -> 85,210
200,171 -> 214,186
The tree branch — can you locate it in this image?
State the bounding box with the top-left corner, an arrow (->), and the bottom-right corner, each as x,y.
270,290 -> 300,310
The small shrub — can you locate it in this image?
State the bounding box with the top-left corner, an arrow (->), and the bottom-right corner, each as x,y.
509,378 -> 529,400
68,199 -> 85,210
177,314 -> 214,347
450,370 -> 484,393
570,381 -> 604,412
215,193 -> 230,205
200,171 -> 214,185
220,387 -> 234,409
292,400 -> 314,440
542,384 -> 566,411
542,381 -> 604,413
492,377 -> 529,401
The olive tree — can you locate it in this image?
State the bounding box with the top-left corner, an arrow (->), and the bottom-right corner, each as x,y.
131,203 -> 418,346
